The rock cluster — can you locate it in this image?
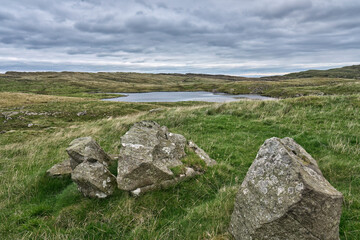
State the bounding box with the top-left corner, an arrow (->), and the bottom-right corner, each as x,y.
229,137 -> 343,240
47,121 -> 216,198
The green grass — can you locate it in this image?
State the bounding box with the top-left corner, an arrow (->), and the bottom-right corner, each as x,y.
1,94 -> 359,239
1,70 -> 360,98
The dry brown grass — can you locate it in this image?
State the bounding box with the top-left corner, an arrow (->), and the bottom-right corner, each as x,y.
0,92 -> 87,107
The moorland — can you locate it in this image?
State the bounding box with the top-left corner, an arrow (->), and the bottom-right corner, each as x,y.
0,65 -> 359,239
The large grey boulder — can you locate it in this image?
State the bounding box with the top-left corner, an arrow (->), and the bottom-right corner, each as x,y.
66,137 -> 111,170
116,121 -> 216,195
229,137 -> 343,240
71,161 -> 117,198
46,159 -> 72,178
117,121 -> 187,191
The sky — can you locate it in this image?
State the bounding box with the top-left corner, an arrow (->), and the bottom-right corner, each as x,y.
0,0 -> 359,77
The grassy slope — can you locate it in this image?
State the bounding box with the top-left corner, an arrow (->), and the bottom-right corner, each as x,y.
283,64 -> 360,79
1,70 -> 360,98
0,94 -> 359,239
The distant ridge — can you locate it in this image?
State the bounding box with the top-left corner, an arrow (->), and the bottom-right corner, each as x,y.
3,64 -> 360,80
281,65 -> 360,79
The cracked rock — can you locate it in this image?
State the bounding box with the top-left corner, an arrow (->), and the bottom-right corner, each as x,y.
229,137 -> 343,240
71,161 -> 116,198
66,137 -> 111,170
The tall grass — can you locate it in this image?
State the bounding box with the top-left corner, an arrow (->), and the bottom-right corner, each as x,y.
1,94 -> 359,239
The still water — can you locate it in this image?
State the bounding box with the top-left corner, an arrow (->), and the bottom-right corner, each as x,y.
103,91 -> 275,103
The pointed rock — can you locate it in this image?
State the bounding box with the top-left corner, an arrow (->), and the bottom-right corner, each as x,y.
229,137 -> 343,240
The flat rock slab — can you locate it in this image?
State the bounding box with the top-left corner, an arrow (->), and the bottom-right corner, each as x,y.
229,137 -> 343,240
66,137 -> 111,170
71,161 -> 117,198
46,159 -> 72,178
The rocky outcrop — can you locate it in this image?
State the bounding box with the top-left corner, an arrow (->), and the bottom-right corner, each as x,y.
117,121 -> 216,194
229,137 -> 343,240
46,122 -> 216,198
46,159 -> 72,178
66,137 -> 112,170
71,161 -> 117,198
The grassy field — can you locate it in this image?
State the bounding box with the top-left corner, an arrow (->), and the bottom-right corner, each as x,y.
0,68 -> 359,239
1,68 -> 360,98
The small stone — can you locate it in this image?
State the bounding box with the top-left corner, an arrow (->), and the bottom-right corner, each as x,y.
76,111 -> 87,116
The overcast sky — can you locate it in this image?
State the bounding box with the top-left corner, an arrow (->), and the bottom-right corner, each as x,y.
0,0 -> 359,76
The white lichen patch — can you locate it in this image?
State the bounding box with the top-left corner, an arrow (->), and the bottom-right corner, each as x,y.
257,180 -> 268,194
122,143 -> 144,149
102,180 -> 107,188
132,188 -> 141,196
95,192 -> 107,198
277,186 -> 285,196
295,182 -> 304,192
304,167 -> 322,180
162,147 -> 171,154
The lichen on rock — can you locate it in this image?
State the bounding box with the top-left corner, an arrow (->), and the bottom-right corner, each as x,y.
229,137 -> 343,240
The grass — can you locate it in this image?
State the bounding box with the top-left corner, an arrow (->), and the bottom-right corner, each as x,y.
0,67 -> 359,239
0,94 -> 359,239
1,70 -> 360,98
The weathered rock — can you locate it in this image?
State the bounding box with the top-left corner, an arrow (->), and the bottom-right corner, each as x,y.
229,137 -> 343,240
117,121 -> 187,191
46,159 -> 72,178
71,161 -> 117,198
188,140 -> 217,166
66,137 -> 111,170
130,167 -> 201,196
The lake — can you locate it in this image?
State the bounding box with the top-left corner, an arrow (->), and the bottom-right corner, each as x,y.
103,91 -> 275,103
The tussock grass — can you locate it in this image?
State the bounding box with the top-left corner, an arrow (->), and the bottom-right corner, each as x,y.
1,94 -> 359,239
0,92 -> 85,108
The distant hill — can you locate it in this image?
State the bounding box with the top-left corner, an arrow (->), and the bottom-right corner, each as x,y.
280,65 -> 360,79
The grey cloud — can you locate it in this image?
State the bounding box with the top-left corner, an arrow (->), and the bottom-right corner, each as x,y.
257,0 -> 313,19
0,0 -> 359,75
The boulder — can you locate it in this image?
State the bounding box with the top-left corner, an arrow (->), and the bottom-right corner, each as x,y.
46,159 -> 72,178
229,137 -> 343,240
117,121 -> 187,191
71,161 -> 117,198
66,137 -> 111,170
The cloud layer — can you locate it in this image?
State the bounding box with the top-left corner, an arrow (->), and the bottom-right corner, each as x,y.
1,0 -> 359,76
